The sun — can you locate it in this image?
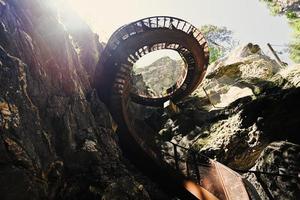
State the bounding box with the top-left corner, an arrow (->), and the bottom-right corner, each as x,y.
55,0 -> 145,41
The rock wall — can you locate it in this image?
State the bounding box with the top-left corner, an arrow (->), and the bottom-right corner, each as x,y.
132,56 -> 185,97
1,1 -> 299,199
150,44 -> 300,199
196,43 -> 282,107
0,0 -> 165,199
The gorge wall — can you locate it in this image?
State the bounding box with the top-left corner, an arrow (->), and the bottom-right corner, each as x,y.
152,43 -> 300,200
0,0 -> 164,199
0,0 -> 299,200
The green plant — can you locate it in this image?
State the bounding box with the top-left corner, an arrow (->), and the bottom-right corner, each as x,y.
200,25 -> 238,64
288,18 -> 300,63
286,11 -> 298,20
261,0 -> 300,63
209,46 -> 222,63
260,0 -> 282,15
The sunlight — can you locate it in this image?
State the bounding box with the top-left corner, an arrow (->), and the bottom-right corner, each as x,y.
61,0 -> 142,41
56,0 -> 293,63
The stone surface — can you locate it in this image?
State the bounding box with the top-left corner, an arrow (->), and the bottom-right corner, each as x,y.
0,0 -> 165,199
271,64 -> 300,88
246,141 -> 300,200
146,44 -> 300,199
1,0 -> 299,199
101,177 -> 151,200
195,43 -> 282,107
132,56 -> 185,97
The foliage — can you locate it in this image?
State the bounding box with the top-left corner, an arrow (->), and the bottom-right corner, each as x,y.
208,46 -> 223,64
289,18 -> 300,63
287,17 -> 300,63
286,11 -> 298,20
260,0 -> 282,15
261,0 -> 300,63
289,42 -> 300,63
200,25 -> 238,63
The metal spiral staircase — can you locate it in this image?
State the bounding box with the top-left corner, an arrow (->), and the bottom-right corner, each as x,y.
95,16 -> 260,200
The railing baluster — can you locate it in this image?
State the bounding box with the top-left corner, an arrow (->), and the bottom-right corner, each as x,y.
186,160 -> 190,177
176,20 -> 180,29
170,17 -> 174,29
186,25 -> 192,34
148,18 -> 151,28
141,46 -> 146,56
135,48 -> 142,57
195,32 -> 201,39
192,151 -> 201,184
173,143 -> 179,171
182,22 -> 187,31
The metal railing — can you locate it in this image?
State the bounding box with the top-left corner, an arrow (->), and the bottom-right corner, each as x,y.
98,16 -> 210,107
102,16 -> 209,66
163,141 -> 212,184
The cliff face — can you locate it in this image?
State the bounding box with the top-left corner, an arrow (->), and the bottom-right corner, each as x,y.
1,1 -> 299,199
132,56 -> 185,97
151,44 -> 300,200
0,1 -> 160,199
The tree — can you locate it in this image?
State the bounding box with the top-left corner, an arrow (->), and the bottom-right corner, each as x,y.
200,25 -> 238,63
288,15 -> 300,63
261,0 -> 300,63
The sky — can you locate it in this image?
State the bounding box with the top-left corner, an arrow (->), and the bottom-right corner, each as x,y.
59,0 -> 293,64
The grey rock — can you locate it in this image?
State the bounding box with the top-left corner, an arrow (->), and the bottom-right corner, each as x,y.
246,141 -> 300,200
0,0 -> 166,199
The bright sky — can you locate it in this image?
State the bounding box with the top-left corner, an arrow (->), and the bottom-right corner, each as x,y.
60,0 -> 293,64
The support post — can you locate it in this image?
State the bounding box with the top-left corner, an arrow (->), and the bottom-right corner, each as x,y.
173,143 -> 179,171
192,151 -> 201,184
186,160 -> 190,177
267,43 -> 287,67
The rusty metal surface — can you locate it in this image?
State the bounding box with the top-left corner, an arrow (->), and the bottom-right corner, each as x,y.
94,16 -> 256,200
164,142 -> 253,200
95,16 -> 209,107
215,162 -> 250,200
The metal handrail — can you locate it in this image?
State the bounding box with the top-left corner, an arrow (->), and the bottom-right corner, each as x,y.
162,141 -> 212,184
165,141 -> 300,183
105,16 -> 208,56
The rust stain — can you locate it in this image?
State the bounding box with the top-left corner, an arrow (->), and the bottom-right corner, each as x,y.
184,180 -> 219,200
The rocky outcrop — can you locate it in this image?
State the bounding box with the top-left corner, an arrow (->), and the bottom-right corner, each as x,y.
271,63 -> 300,88
0,0 -> 165,199
261,0 -> 300,63
1,0 -> 299,199
246,141 -> 300,200
195,43 -> 282,107
132,56 -> 185,97
146,44 -> 300,199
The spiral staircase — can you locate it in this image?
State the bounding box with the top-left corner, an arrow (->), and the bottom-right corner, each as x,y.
95,16 -> 260,200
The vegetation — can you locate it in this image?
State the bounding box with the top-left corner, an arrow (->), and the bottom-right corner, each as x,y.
200,25 -> 238,63
261,0 -> 300,63
286,10 -> 298,20
289,18 -> 300,63
262,0 -> 281,15
208,46 -> 223,64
